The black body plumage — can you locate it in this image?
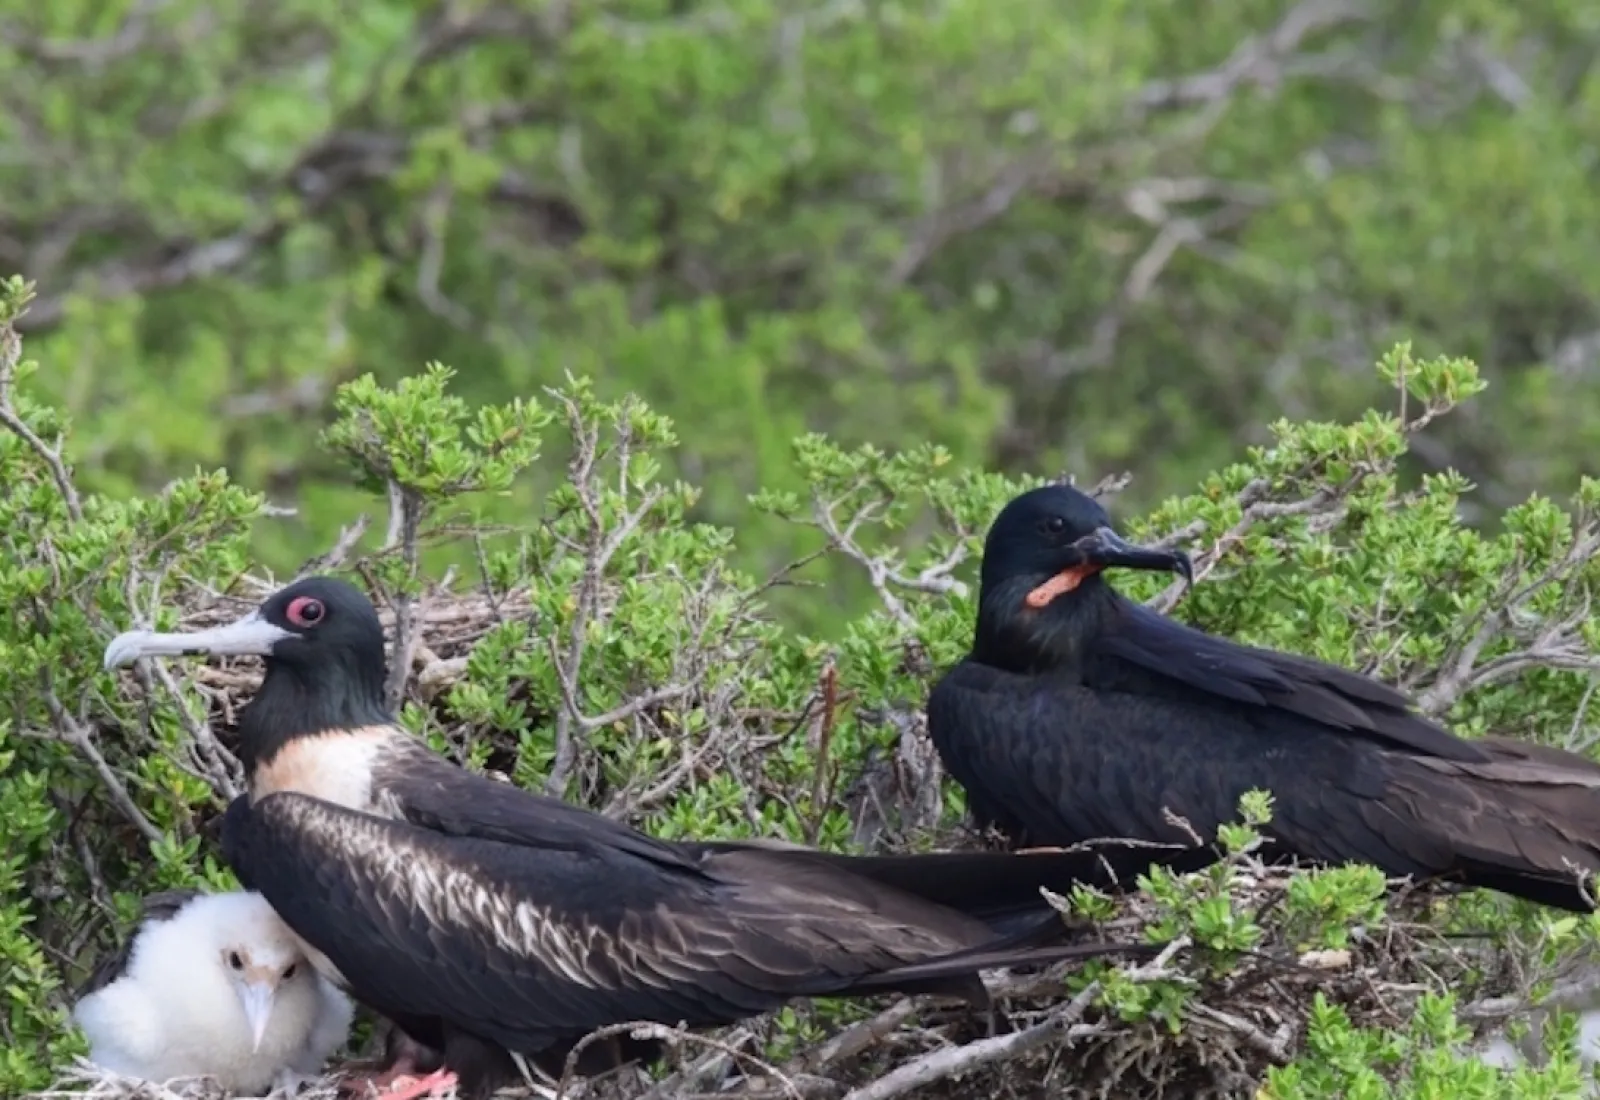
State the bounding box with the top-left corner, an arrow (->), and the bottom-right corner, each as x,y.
928,483 -> 1600,911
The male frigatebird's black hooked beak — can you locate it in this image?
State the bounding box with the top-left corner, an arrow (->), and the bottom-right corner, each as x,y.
1024,527 -> 1194,609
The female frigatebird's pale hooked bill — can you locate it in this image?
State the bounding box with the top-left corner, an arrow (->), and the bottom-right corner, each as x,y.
928,482 -> 1600,911
104,575 -> 1174,1100
73,888 -> 353,1095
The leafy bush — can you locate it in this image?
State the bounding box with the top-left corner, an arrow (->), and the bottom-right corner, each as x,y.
13,2 -> 1600,635
5,271 -> 1600,1098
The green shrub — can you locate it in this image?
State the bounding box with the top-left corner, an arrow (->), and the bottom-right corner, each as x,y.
5,273 -> 1600,1097
14,2 -> 1600,642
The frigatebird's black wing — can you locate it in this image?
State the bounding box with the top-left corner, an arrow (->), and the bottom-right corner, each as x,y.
372,739 -> 713,877
1092,600 -> 1491,763
222,792 -> 1132,1058
277,729 -> 1180,942
928,657 -> 1459,869
929,659 -> 1600,908
689,838 -> 1213,931
387,739 -> 1201,934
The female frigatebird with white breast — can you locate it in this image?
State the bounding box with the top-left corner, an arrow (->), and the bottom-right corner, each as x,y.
103,575 -> 1185,1100
928,482 -> 1600,911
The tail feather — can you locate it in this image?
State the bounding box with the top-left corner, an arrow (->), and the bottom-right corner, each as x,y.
701,838 -> 1213,931
814,935 -> 1158,1011
850,937 -> 1159,993
1395,736 -> 1600,910
825,844 -> 1215,924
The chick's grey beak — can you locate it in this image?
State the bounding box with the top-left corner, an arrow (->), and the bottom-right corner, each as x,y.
1074,527 -> 1194,586
236,979 -> 277,1052
103,610 -> 292,671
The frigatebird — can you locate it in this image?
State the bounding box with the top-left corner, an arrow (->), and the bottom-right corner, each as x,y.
73,888 -> 352,1094
103,576 -> 1177,1100
928,482 -> 1600,911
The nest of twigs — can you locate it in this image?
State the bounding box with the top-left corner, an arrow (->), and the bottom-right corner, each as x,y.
32,1066 -> 355,1100
34,863 -> 1550,1100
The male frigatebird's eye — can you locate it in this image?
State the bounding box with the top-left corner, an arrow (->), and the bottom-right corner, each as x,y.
1040,515 -> 1067,535
286,597 -> 324,629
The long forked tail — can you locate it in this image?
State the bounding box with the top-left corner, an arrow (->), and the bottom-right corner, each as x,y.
702,837 -> 1216,933
825,844 -> 1217,926
853,936 -> 1160,991
830,933 -> 1162,1012
1398,736 -> 1600,911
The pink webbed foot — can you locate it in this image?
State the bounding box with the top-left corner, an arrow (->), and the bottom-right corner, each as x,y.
333,1067 -> 405,1100
371,1068 -> 459,1100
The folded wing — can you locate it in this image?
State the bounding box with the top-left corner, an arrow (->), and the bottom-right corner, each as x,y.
1096,602 -> 1492,763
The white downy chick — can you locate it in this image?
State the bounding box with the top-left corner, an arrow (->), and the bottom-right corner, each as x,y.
73,889 -> 354,1096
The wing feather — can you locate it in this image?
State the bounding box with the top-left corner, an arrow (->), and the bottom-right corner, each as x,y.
1095,602 -> 1491,763
224,792 -> 788,1054
927,652 -> 1600,908
927,659 -> 1448,871
374,742 -> 709,876
221,791 -> 1038,1057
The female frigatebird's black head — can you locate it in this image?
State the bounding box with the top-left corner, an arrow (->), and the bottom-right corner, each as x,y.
973,485 -> 1191,667
104,576 -> 390,769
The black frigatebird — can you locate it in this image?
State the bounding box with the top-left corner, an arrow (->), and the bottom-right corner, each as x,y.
104,576 -> 1179,1099
928,482 -> 1600,912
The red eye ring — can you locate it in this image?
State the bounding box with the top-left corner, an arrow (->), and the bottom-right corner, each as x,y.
286,596 -> 325,628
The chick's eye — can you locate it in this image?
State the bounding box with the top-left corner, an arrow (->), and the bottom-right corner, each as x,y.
228,951 -> 244,970
282,963 -> 297,980
286,597 -> 324,628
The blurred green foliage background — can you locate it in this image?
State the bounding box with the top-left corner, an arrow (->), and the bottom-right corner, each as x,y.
6,0 -> 1599,630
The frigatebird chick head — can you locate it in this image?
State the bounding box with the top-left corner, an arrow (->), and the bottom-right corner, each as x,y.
103,576 -> 390,754
204,893 -> 323,1052
980,484 -> 1192,609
